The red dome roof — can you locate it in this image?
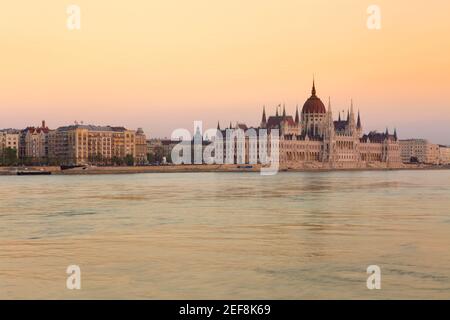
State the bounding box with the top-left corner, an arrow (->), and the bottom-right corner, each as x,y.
302,82 -> 326,114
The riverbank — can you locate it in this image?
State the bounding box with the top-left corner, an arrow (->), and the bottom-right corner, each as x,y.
1,163 -> 450,175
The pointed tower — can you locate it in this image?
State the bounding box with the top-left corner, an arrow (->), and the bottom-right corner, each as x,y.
327,97 -> 334,123
312,78 -> 316,96
349,100 -> 356,133
261,106 -> 267,128
356,110 -> 362,137
357,110 -> 361,129
325,97 -> 334,138
394,128 -> 398,141
276,104 -> 280,117
217,121 -> 221,130
282,104 -> 286,119
295,105 -> 299,124
323,97 -> 334,161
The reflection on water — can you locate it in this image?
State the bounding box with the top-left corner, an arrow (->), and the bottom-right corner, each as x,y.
0,171 -> 449,299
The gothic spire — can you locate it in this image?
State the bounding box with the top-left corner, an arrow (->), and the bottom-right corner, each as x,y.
261,105 -> 267,124
276,104 -> 280,117
217,121 -> 221,130
295,105 -> 299,124
357,110 -> 361,129
282,104 -> 286,118
311,78 -> 316,96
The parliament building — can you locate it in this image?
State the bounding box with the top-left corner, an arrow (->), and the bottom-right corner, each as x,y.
214,82 -> 402,169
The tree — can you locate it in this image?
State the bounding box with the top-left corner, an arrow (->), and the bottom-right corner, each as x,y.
165,152 -> 172,164
124,154 -> 134,166
112,156 -> 124,166
147,153 -> 155,163
154,145 -> 164,163
0,147 -> 18,166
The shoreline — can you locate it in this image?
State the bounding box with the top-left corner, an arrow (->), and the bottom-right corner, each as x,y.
1,164 -> 450,175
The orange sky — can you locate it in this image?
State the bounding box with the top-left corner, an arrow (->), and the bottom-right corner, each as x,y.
1,0 -> 450,143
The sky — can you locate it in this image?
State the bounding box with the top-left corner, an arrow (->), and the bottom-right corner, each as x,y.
1,0 -> 450,144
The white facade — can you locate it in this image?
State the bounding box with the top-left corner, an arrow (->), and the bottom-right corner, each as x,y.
0,130 -> 20,156
214,83 -> 402,168
399,139 -> 440,164
439,145 -> 450,165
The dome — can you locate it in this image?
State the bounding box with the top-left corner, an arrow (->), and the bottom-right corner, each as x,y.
302,82 -> 326,114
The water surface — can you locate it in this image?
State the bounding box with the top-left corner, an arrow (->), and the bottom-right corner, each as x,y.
0,171 -> 449,299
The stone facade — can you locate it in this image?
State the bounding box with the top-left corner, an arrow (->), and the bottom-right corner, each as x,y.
147,138 -> 179,163
214,82 -> 402,169
48,125 -> 137,165
0,129 -> 20,157
439,145 -> 450,165
135,128 -> 148,165
19,121 -> 50,163
399,139 -> 441,164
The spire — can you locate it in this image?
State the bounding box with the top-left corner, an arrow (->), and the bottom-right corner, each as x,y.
346,109 -> 350,122
276,104 -> 280,117
394,128 -> 398,140
338,111 -> 341,122
326,97 -> 333,124
350,99 -> 354,114
357,110 -> 361,129
282,104 -> 286,118
261,105 -> 267,124
295,105 -> 299,124
311,78 -> 316,96
385,127 -> 389,136
229,122 -> 233,129
217,121 -> 221,130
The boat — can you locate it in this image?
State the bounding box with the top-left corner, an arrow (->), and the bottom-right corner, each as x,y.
17,171 -> 52,176
60,165 -> 86,170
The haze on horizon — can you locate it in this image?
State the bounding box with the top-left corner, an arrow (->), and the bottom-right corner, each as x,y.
1,0 -> 450,144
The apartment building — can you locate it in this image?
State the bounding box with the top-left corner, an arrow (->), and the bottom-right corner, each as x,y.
399,139 -> 440,164
439,145 -> 450,165
0,129 -> 20,157
19,121 -> 50,163
48,125 -> 137,165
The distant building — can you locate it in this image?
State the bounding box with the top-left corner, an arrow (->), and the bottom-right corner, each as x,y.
0,129 -> 20,157
135,128 -> 147,165
20,121 -> 50,164
48,124 -> 136,165
439,145 -> 450,165
191,126 -> 212,164
147,138 -> 179,163
399,139 -> 440,164
215,81 -> 402,168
